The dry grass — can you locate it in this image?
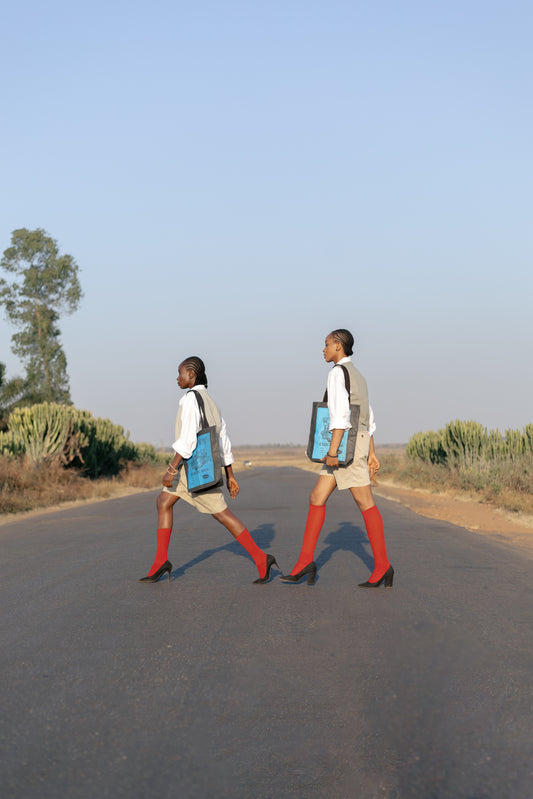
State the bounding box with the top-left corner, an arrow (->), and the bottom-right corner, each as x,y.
0,456 -> 163,516
379,453 -> 533,516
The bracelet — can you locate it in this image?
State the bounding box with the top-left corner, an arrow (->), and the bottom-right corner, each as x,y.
166,464 -> 178,475
327,452 -> 338,458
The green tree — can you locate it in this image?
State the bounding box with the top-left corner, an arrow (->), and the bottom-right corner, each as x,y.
0,228 -> 82,403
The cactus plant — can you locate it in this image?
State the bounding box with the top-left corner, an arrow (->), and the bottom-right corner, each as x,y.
407,420 -> 532,466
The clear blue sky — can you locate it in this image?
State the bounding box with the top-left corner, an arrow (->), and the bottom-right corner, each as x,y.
1,0 -> 532,446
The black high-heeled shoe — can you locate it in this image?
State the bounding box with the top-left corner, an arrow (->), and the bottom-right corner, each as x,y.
253,554 -> 279,584
358,565 -> 394,588
280,561 -> 317,585
138,560 -> 173,583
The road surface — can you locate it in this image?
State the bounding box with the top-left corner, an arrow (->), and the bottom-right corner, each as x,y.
1,467 -> 532,798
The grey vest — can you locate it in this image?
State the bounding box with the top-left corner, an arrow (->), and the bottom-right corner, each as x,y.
338,361 -> 370,431
174,388 -> 223,445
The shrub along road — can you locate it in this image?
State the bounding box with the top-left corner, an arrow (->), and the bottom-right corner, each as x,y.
1,467 -> 532,799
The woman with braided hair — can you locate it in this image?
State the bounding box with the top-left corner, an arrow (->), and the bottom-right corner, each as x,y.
281,329 -> 393,587
139,356 -> 279,584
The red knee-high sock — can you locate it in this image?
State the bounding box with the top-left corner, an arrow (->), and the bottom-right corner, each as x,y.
362,505 -> 390,581
236,528 -> 267,578
147,528 -> 172,576
291,503 -> 326,575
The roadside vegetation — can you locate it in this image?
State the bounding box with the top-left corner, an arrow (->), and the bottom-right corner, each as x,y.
2,418 -> 533,518
0,402 -> 165,515
0,227 -> 166,518
381,420 -> 533,516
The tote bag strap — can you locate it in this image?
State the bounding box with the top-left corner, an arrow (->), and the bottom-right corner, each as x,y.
322,364 -> 351,403
187,389 -> 209,428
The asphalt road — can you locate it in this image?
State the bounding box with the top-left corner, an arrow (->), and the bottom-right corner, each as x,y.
1,467 -> 532,799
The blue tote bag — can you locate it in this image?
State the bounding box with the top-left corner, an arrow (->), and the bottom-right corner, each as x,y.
306,365 -> 360,466
184,391 -> 223,493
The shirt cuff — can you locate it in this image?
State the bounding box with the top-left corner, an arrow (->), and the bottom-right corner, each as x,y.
172,440 -> 192,459
328,416 -> 351,432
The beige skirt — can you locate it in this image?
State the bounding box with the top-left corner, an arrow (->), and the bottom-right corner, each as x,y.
320,430 -> 371,490
162,464 -> 227,514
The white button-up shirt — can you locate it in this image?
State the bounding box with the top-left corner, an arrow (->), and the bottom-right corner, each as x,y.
327,357 -> 376,434
172,385 -> 234,465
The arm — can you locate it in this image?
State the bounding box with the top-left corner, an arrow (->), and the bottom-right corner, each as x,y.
162,392 -> 201,487
368,404 -> 376,437
224,464 -> 240,498
218,415 -> 239,498
162,452 -> 183,488
324,428 -> 344,467
367,404 -> 379,478
368,436 -> 380,479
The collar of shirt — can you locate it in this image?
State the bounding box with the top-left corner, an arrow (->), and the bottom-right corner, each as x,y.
179,384 -> 207,406
335,356 -> 351,366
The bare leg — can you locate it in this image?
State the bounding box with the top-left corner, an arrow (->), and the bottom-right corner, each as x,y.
348,484 -> 375,512
157,490 -> 180,529
211,508 -> 246,538
310,474 -> 337,506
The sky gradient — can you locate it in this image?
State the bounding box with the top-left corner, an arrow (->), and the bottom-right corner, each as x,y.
1,0 -> 532,447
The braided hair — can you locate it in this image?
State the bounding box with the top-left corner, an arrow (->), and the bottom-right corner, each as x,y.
330,328 -> 354,356
181,356 -> 208,387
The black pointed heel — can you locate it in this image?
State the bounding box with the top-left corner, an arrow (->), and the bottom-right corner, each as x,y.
253,554 -> 279,584
138,560 -> 173,583
280,561 -> 317,585
358,565 -> 394,588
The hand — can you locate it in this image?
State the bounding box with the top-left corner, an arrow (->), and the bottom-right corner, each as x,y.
322,453 -> 339,467
227,475 -> 240,499
162,463 -> 178,488
162,471 -> 174,487
368,451 -> 380,478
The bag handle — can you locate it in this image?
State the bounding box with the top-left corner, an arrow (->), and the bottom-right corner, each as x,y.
187,389 -> 209,428
322,364 -> 351,403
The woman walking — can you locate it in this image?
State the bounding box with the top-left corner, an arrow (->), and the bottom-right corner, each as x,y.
139,357 -> 278,584
281,329 -> 393,587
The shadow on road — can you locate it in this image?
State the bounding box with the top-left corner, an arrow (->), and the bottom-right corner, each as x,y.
316,521 -> 373,571
171,523 -> 276,579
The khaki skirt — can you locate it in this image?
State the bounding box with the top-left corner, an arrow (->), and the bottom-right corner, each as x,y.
320,430 -> 371,490
162,464 -> 227,514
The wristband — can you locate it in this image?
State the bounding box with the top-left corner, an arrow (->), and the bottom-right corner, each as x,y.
327,452 -> 338,458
